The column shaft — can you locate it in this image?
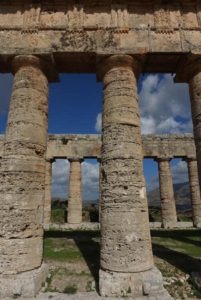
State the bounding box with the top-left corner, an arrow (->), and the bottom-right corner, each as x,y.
157,158 -> 177,228
67,159 -> 82,224
189,72 -> 201,190
0,55 -> 50,297
44,159 -> 53,225
186,158 -> 201,227
99,55 -> 158,297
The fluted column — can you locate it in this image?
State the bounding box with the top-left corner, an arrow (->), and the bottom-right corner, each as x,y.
97,55 -> 168,298
175,58 -> 201,191
67,158 -> 83,224
44,158 -> 54,225
185,157 -> 201,227
0,55 -> 55,297
156,157 -> 177,228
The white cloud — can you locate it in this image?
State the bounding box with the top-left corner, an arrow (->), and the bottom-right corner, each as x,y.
95,74 -> 192,135
139,74 -> 192,134
171,160 -> 188,184
141,116 -> 156,134
82,161 -> 100,200
52,159 -> 69,199
95,113 -> 102,132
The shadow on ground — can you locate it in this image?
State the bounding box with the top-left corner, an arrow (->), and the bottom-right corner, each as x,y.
44,230 -> 100,288
151,229 -> 201,248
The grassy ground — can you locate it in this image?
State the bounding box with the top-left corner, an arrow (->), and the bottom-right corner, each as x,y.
43,229 -> 201,299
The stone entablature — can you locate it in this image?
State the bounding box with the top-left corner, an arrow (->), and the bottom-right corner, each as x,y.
0,1 -> 201,74
0,133 -> 196,159
47,133 -> 196,160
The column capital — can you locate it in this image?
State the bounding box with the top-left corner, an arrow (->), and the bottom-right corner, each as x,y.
46,157 -> 55,164
155,156 -> 172,163
174,54 -> 201,83
183,156 -> 197,163
96,55 -> 143,81
68,157 -> 84,163
11,54 -> 59,83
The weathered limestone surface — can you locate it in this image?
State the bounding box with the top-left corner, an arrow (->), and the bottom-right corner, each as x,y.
67,158 -> 83,224
156,158 -> 177,229
0,55 -> 49,298
185,157 -> 201,227
0,134 -> 197,159
0,1 -> 201,74
45,134 -> 196,160
98,55 -> 170,298
44,159 -> 53,225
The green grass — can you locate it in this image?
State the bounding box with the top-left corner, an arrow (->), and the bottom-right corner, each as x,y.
51,208 -> 66,223
43,229 -> 201,297
63,285 -> 77,294
151,229 -> 201,257
44,238 -> 82,261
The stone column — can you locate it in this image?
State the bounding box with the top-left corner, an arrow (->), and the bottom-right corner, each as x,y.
155,157 -> 177,228
0,55 -> 55,298
184,157 -> 201,227
97,157 -> 101,223
44,158 -> 54,225
175,59 -> 201,191
67,158 -> 83,224
98,55 -> 170,298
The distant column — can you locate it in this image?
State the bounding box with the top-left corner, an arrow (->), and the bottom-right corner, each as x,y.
175,59 -> 201,191
156,157 -> 177,228
44,158 -> 54,225
185,157 -> 201,227
67,158 -> 83,224
97,157 -> 101,223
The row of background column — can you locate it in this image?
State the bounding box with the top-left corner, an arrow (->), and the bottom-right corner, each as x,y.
44,156 -> 201,228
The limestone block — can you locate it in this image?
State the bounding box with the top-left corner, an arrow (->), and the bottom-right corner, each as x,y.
0,237 -> 43,275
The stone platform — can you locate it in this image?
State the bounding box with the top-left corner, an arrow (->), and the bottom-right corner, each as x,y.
7,291 -> 173,300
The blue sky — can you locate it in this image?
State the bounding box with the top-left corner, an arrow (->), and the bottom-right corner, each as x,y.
0,73 -> 192,201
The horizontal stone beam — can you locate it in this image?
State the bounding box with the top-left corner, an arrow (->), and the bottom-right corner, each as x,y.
0,134 -> 196,159
48,134 -> 196,159
0,1 -> 200,73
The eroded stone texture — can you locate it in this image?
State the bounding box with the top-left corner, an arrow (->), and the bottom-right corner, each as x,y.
155,158 -> 177,229
175,60 -> 201,194
185,157 -> 201,227
46,134 -> 196,160
44,158 -> 54,225
0,55 -> 49,297
67,158 -> 83,224
98,55 -> 159,297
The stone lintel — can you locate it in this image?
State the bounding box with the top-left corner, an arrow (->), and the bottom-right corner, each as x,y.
183,156 -> 197,162
68,157 -> 84,163
154,156 -> 172,162
174,54 -> 201,83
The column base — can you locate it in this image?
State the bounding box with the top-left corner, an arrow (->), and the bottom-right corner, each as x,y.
162,221 -> 177,229
0,263 -> 48,298
195,222 -> 201,228
99,267 -> 173,299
